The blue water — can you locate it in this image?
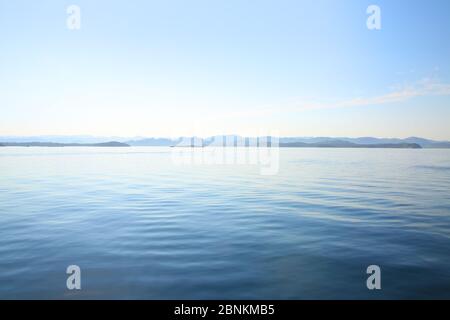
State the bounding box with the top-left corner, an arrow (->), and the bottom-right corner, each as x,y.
0,147 -> 449,299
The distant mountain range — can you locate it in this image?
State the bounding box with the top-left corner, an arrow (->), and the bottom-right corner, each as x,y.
0,141 -> 129,147
1,135 -> 450,148
126,136 -> 447,148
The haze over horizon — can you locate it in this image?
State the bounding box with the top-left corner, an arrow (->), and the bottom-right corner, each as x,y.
0,133 -> 449,141
1,0 -> 450,139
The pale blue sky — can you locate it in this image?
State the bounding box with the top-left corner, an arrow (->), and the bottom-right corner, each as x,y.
1,0 -> 450,139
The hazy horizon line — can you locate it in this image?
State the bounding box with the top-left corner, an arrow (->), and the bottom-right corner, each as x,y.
1,134 -> 449,142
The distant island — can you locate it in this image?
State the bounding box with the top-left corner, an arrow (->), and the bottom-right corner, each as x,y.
1,135 -> 450,148
125,136 -> 449,148
279,141 -> 422,149
0,141 -> 129,147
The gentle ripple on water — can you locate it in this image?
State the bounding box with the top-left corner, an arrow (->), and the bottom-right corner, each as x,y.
0,147 -> 449,299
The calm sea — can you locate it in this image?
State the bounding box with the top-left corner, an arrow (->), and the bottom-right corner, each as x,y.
0,147 -> 449,299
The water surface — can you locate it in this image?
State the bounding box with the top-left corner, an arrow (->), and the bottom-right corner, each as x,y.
0,147 -> 449,299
